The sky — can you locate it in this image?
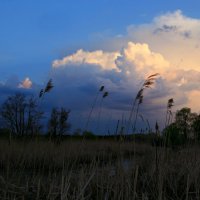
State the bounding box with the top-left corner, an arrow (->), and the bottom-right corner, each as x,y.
1,0 -> 200,133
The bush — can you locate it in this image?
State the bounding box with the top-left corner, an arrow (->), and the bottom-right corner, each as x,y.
164,123 -> 185,146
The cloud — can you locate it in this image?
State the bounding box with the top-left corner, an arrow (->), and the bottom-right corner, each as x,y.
49,42 -> 177,132
188,90 -> 200,113
97,10 -> 200,110
52,49 -> 120,71
0,76 -> 37,107
18,77 -> 32,89
48,10 -> 200,133
116,42 -> 170,79
52,42 -> 170,79
127,10 -> 200,72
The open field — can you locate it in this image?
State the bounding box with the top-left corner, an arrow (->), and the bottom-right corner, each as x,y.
0,138 -> 200,200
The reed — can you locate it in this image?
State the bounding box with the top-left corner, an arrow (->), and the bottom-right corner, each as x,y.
85,85 -> 104,132
0,138 -> 199,199
96,91 -> 109,133
165,98 -> 174,128
127,73 -> 159,135
39,78 -> 54,98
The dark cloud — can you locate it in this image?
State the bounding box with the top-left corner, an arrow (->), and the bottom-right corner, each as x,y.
153,25 -> 178,34
42,63 -> 171,133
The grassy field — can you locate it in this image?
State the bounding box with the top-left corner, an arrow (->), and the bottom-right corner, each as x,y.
0,137 -> 200,200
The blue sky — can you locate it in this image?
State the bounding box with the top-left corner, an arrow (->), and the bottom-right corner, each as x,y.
1,0 -> 200,82
1,0 -> 200,133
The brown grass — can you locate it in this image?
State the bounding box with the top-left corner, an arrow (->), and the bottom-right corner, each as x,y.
0,139 -> 200,199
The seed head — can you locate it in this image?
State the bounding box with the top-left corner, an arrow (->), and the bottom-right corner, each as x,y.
103,92 -> 108,98
44,79 -> 54,93
99,86 -> 104,92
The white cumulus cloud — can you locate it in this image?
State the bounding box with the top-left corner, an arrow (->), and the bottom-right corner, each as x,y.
52,49 -> 120,71
116,42 -> 170,79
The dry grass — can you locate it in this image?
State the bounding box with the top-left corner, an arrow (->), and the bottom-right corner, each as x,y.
0,139 -> 200,199
0,139 -> 149,199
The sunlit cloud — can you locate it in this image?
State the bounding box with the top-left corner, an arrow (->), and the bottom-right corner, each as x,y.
127,10 -> 200,72
116,42 -> 170,79
50,41 -> 174,131
188,90 -> 200,113
52,49 -> 120,71
49,10 -> 200,132
18,77 -> 32,89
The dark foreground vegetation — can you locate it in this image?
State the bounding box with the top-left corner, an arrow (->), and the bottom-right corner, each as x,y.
0,135 -> 200,200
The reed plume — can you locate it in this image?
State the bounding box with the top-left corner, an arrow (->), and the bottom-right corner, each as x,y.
44,79 -> 54,93
39,79 -> 54,98
39,89 -> 44,98
165,98 -> 174,127
164,98 -> 174,149
103,91 -> 108,98
99,86 -> 104,92
127,73 -> 159,134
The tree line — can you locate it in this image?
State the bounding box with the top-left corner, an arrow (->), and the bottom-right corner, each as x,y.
0,93 -> 70,140
164,107 -> 200,146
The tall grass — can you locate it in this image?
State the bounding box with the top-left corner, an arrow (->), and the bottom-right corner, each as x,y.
96,91 -> 109,133
0,138 -> 200,199
85,86 -> 104,132
165,98 -> 174,128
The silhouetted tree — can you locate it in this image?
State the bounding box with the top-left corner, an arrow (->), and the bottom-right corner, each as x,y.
0,93 -> 43,137
175,107 -> 196,140
48,108 -> 59,139
26,98 -> 43,136
192,114 -> 200,141
59,108 -> 70,136
48,107 -> 70,140
164,123 -> 184,146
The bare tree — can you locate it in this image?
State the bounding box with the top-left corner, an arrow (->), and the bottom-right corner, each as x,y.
0,93 -> 43,137
26,97 -> 43,136
48,107 -> 70,140
59,108 -> 70,136
48,108 -> 59,139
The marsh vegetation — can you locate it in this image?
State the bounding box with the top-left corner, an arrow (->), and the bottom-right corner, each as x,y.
1,76 -> 200,199
0,137 -> 200,199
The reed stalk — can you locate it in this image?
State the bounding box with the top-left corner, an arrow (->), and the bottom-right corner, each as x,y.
85,86 -> 104,132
